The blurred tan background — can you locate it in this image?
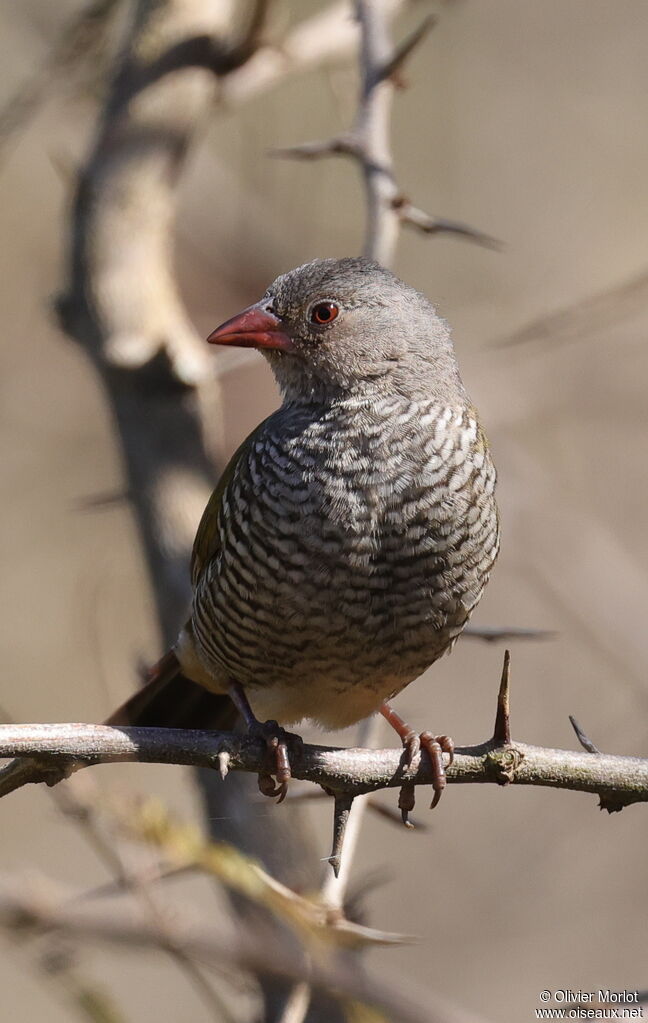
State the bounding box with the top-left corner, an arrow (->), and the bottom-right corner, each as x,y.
1,1 -> 647,1021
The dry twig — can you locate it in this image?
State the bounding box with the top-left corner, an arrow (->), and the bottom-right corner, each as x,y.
272,0 -> 497,263
0,874 -> 486,1023
29,775 -> 232,1020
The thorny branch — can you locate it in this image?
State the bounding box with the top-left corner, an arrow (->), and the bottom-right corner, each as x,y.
1,657 -> 644,818
1,716 -> 646,811
273,0 -> 498,264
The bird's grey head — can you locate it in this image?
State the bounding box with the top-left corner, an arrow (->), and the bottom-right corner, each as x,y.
207,257 -> 466,404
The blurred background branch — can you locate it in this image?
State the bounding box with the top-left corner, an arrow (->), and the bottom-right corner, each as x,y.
0,872 -> 488,1023
273,0 -> 495,262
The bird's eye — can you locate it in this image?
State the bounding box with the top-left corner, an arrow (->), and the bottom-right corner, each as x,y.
310,302 -> 339,325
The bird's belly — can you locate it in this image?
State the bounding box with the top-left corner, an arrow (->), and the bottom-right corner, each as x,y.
192,538 -> 479,728
190,415 -> 499,728
244,616 -> 452,729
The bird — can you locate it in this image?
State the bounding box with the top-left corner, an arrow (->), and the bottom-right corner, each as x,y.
109,256 -> 499,816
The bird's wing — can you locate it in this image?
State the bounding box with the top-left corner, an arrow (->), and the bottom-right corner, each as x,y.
190,416 -> 271,586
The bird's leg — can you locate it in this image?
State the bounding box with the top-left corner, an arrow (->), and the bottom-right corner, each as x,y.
380,702 -> 455,825
228,681 -> 300,803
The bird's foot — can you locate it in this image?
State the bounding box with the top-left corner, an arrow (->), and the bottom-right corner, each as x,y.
228,682 -> 302,801
401,730 -> 455,821
380,702 -> 454,826
247,719 -> 303,803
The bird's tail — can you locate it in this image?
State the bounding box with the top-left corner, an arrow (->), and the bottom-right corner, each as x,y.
105,649 -> 238,732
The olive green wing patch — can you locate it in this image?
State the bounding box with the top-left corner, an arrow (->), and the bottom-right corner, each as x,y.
190,417 -> 271,587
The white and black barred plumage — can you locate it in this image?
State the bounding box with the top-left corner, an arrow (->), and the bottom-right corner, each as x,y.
178,259 -> 499,729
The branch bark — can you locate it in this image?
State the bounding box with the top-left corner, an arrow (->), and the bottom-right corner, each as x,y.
273,0 -> 497,264
1,723 -> 646,810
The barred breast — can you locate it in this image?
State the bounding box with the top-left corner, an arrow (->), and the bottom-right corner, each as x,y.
189,396 -> 499,729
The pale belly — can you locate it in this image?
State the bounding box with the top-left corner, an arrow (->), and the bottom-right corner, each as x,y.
245,635 -> 455,729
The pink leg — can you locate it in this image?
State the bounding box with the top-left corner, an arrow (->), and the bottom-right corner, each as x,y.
380,702 -> 455,824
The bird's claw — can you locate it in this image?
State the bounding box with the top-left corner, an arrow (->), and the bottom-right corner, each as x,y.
398,730 -> 455,824
398,780 -> 416,828
248,719 -> 303,803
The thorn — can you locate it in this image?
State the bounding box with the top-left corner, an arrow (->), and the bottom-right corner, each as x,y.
0,758 -> 69,799
598,793 -> 628,814
329,792 -> 355,878
217,751 -> 230,780
462,625 -> 557,643
269,136 -> 356,161
492,650 -> 512,746
397,782 -> 416,830
73,489 -> 133,511
378,14 -> 437,86
268,790 -> 428,830
569,715 -> 601,755
394,198 -> 502,250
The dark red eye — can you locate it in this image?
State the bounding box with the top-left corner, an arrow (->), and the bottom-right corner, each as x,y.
310,302 -> 339,325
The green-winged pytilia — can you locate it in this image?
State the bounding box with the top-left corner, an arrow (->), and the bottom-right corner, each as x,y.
109,258 -> 500,814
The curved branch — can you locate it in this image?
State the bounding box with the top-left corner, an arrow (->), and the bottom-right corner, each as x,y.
220,0 -> 410,108
273,0 -> 496,265
1,723 -> 646,810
